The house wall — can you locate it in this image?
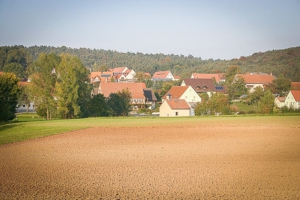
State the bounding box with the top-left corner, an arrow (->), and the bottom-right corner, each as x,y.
285,92 -> 300,109
159,101 -> 190,117
274,98 -> 285,108
246,84 -> 264,93
166,71 -> 175,81
180,86 -> 202,103
126,70 -> 136,80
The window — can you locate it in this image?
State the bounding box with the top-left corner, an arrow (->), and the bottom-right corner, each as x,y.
175,112 -> 178,116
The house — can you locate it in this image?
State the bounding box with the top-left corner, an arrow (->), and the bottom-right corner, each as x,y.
234,73 -> 276,93
152,71 -> 174,81
90,71 -> 102,83
173,75 -> 181,81
159,99 -> 191,117
274,96 -> 286,108
291,82 -> 300,90
110,67 -> 136,82
100,72 -> 115,82
99,82 -> 145,101
159,86 -> 201,117
191,73 -> 225,83
143,88 -> 157,109
110,67 -> 128,75
285,90 -> 300,109
162,86 -> 201,103
181,78 -> 216,97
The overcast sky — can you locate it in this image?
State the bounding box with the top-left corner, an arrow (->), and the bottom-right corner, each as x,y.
0,0 -> 299,60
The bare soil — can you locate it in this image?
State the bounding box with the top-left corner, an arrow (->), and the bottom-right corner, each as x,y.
1,122 -> 300,199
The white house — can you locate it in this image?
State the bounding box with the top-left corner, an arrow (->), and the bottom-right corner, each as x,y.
152,71 -> 175,81
285,90 -> 300,109
159,99 -> 191,117
234,73 -> 276,93
274,96 -> 286,108
162,86 -> 201,103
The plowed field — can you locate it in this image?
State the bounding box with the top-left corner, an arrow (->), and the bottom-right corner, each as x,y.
1,117 -> 300,199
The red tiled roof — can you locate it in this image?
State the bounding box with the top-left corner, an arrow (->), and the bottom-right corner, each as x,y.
276,96 -> 286,102
291,90 -> 300,101
291,82 -> 300,90
236,74 -> 275,84
112,67 -> 127,73
144,73 -> 151,77
100,82 -> 146,99
173,75 -> 181,80
90,72 -> 101,79
166,99 -> 190,109
162,86 -> 189,99
152,71 -> 170,79
192,73 -> 224,82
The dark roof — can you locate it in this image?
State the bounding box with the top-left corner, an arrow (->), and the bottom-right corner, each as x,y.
182,78 -> 216,92
143,88 -> 157,101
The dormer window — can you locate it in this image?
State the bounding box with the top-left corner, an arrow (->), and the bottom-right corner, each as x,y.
196,86 -> 201,90
203,86 -> 207,90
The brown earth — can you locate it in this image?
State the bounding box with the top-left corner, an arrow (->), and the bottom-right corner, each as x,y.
1,122 -> 300,199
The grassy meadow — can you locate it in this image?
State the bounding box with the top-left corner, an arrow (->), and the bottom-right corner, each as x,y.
1,113 -> 299,145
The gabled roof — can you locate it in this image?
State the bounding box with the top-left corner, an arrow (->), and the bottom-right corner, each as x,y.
276,96 -> 286,102
173,75 -> 181,80
291,90 -> 300,101
291,82 -> 300,90
165,99 -> 190,109
111,67 -> 127,74
236,73 -> 276,84
90,72 -> 102,79
99,82 -> 146,99
192,73 -> 225,82
162,86 -> 189,99
143,88 -> 157,101
144,73 -> 151,77
182,78 -> 216,92
152,71 -> 172,79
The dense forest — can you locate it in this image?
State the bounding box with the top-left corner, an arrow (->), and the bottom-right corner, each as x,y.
0,45 -> 300,81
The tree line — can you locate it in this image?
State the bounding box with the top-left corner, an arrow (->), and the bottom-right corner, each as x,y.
0,53 -> 132,122
1,45 -> 300,82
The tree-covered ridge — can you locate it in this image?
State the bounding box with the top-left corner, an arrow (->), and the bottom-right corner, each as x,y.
0,45 -> 300,81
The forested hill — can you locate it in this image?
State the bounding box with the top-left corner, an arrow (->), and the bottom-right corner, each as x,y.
1,45 -> 300,81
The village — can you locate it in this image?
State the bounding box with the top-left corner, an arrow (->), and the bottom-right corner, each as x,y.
87,66 -> 300,117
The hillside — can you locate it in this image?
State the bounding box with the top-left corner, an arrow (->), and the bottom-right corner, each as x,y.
1,45 -> 300,81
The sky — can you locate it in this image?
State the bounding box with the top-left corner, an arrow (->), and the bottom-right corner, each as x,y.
0,0 -> 300,60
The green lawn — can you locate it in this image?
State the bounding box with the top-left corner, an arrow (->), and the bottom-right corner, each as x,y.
1,114 -> 299,145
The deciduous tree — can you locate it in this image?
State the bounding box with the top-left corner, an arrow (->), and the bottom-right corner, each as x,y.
0,73 -> 20,121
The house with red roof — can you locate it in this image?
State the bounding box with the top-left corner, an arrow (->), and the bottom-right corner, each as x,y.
110,67 -> 136,82
162,86 -> 201,103
234,73 -> 276,93
152,71 -> 174,81
291,82 -> 300,90
160,85 -> 201,117
90,71 -> 102,83
98,82 -> 156,109
285,90 -> 300,109
191,73 -> 225,83
274,96 -> 286,108
159,99 -> 191,117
